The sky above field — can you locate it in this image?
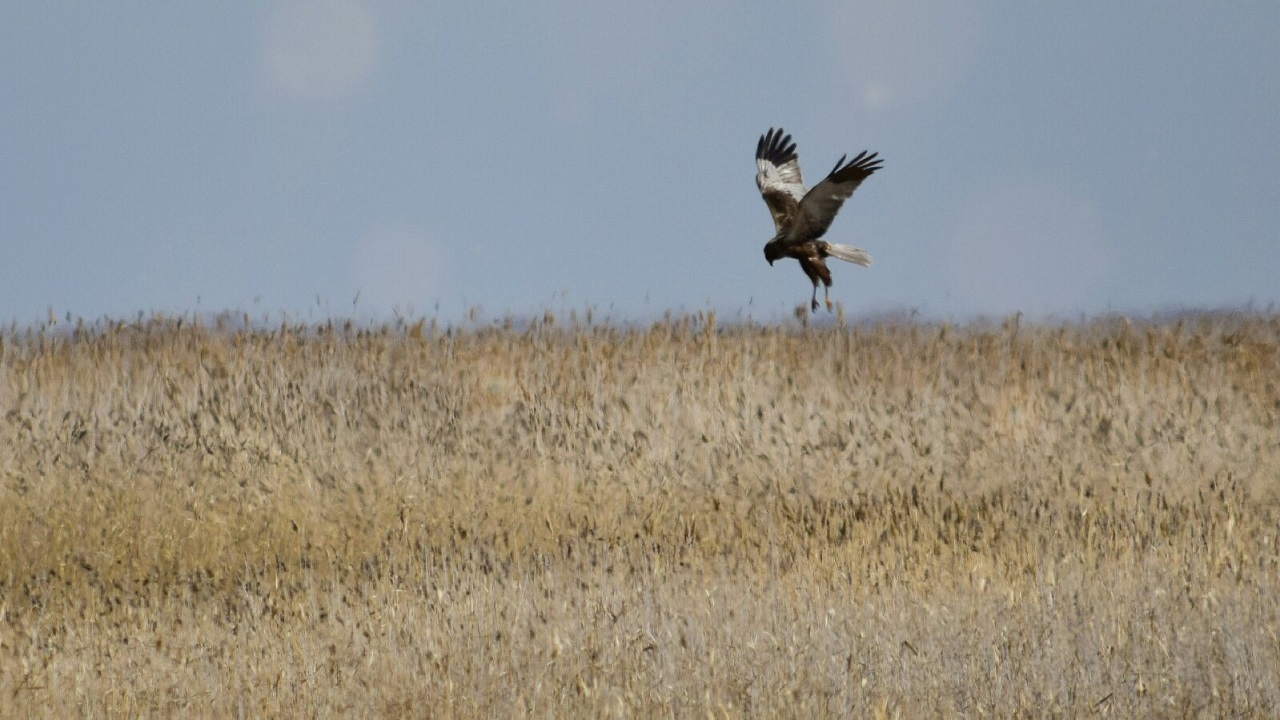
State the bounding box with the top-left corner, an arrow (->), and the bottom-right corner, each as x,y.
3,2 -> 1278,324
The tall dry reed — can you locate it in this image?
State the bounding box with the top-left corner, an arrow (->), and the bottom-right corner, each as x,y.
1,312 -> 1277,717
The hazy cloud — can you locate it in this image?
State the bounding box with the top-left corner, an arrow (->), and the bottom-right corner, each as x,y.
824,0 -> 980,111
262,0 -> 378,102
946,180 -> 1114,318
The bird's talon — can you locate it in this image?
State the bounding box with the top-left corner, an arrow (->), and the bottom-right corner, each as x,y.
825,298 -> 834,312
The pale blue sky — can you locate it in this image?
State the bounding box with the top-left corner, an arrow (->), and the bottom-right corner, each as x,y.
3,2 -> 1278,323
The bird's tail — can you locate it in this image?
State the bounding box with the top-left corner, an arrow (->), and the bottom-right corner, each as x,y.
825,243 -> 872,267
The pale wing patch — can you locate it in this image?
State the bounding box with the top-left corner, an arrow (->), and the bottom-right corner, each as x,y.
755,128 -> 810,235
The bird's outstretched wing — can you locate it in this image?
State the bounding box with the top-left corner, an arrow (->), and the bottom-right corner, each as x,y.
791,150 -> 883,241
756,128 -> 808,235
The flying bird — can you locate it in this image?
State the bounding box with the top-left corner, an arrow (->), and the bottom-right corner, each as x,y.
756,127 -> 883,311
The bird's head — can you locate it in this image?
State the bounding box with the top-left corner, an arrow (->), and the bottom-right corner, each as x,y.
763,243 -> 783,266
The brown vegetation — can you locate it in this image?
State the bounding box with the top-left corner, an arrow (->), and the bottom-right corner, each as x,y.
1,311 -> 1278,717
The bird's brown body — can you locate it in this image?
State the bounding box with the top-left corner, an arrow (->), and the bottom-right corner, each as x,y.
756,128 -> 881,311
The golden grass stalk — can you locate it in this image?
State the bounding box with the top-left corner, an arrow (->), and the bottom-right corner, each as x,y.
1,312 -> 1278,717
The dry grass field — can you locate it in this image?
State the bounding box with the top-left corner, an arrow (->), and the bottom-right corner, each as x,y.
1,310 -> 1278,717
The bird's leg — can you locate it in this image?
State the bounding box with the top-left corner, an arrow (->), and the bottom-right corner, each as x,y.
810,283 -> 819,312
824,285 -> 834,312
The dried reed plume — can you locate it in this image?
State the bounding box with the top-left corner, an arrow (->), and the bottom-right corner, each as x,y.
2,311 -> 1278,717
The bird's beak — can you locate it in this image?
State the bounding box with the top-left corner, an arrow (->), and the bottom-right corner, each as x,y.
768,259 -> 774,266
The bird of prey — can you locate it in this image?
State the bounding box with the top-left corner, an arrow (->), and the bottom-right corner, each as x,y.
756,127 -> 883,312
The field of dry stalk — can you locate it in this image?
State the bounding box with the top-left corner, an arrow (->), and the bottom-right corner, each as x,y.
1,311 -> 1279,717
